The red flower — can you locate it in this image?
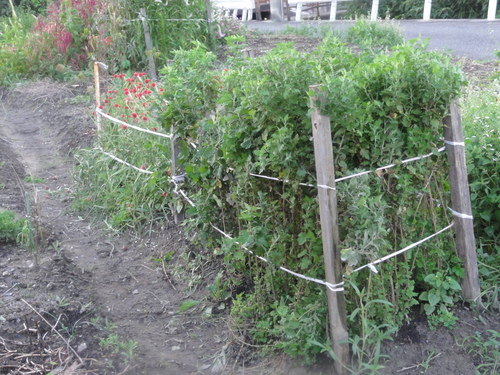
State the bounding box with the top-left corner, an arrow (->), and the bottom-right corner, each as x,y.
142,116 -> 148,121
151,127 -> 157,132
140,165 -> 146,169
152,83 -> 156,88
162,192 -> 167,197
145,79 -> 151,83
131,113 -> 138,118
114,103 -> 120,108
121,125 -> 127,129
104,99 -> 108,104
113,74 -> 118,78
104,37 -> 111,46
98,105 -> 103,109
142,102 -> 147,107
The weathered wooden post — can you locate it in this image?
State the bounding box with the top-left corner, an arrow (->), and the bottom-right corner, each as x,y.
93,62 -> 108,132
140,8 -> 158,81
443,100 -> 481,304
423,0 -> 432,20
310,85 -> 349,374
93,62 -> 102,132
170,128 -> 185,224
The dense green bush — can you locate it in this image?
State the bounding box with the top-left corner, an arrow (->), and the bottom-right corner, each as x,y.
0,0 -> 218,82
462,82 -> 500,250
346,0 -> 488,19
156,28 -> 465,361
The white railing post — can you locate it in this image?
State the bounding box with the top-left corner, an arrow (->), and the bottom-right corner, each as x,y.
330,0 -> 338,21
423,0 -> 432,20
370,0 -> 379,21
488,0 -> 498,20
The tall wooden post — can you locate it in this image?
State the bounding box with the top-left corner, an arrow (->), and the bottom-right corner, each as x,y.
310,85 -> 349,374
443,100 -> 481,304
93,62 -> 102,132
140,8 -> 158,81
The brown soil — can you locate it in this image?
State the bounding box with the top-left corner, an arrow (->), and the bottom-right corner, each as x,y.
0,37 -> 499,375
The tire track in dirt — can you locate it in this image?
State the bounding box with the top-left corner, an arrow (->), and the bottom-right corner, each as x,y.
0,83 -> 229,374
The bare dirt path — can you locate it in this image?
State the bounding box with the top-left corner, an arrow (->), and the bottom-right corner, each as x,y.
0,82 -> 230,374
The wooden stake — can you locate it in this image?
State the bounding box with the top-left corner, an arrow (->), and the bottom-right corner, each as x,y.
170,129 -> 185,224
443,100 -> 481,304
140,8 -> 157,81
94,62 -> 101,132
310,85 -> 349,374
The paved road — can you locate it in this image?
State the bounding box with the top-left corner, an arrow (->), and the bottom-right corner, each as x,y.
246,20 -> 500,60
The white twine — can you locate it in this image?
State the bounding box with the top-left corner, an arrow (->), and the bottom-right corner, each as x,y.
350,223 -> 454,274
333,147 -> 446,184
245,147 -> 445,191
96,109 -> 173,139
448,207 -> 473,220
444,140 -> 465,146
249,172 -> 317,188
99,148 -> 153,174
95,62 -> 109,70
209,223 -> 344,293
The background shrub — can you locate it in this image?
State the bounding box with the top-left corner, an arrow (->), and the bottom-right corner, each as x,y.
346,0 -> 488,19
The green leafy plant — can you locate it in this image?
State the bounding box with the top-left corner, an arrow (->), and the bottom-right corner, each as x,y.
0,209 -> 25,243
207,271 -> 231,302
311,282 -> 397,374
24,175 -> 45,184
461,330 -> 500,375
419,272 -> 461,329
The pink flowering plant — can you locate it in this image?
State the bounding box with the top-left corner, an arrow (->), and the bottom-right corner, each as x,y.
213,10 -> 248,42
74,71 -> 176,229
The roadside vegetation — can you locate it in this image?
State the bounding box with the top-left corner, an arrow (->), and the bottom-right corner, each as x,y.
346,0 -> 490,19
1,1 -> 498,373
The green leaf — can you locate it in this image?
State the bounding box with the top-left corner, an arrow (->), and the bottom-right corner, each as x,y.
428,291 -> 440,306
179,300 -> 201,312
424,303 -> 436,315
442,295 -> 453,305
479,211 -> 491,222
448,279 -> 461,291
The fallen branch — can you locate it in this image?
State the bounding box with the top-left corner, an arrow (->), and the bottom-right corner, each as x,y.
397,352 -> 442,372
21,298 -> 84,365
